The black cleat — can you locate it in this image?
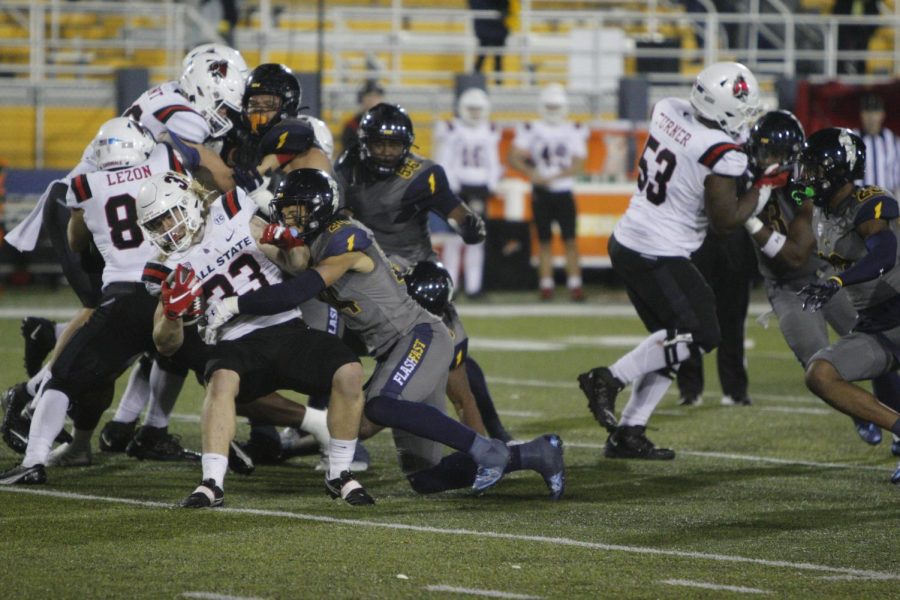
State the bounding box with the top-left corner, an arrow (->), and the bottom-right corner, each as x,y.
721,394 -> 753,406
604,425 -> 675,460
228,440 -> 255,475
180,479 -> 223,508
126,426 -> 201,462
20,317 -> 57,377
325,470 -> 375,505
0,463 -> 47,485
1,384 -> 33,454
237,425 -> 283,464
678,395 -> 703,407
577,367 -> 623,432
98,419 -> 136,453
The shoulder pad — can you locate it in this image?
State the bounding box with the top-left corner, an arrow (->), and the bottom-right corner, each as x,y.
854,188 -> 899,225
403,164 -> 450,199
260,120 -> 315,156
153,104 -> 196,124
70,174 -> 93,203
220,189 -> 241,219
698,142 -> 743,169
320,221 -> 373,260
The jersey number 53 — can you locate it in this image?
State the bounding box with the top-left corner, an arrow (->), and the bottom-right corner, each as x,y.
636,135 -> 677,206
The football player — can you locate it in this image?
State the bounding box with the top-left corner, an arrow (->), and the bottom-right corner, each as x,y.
136,170 -> 373,507
794,128 -> 900,482
577,62 -> 769,459
204,169 -> 564,499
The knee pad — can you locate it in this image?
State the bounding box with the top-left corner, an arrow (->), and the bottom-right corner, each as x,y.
663,329 -> 704,367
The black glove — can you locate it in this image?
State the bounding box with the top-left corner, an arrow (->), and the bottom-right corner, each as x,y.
459,213 -> 486,244
233,166 -> 264,193
797,278 -> 842,312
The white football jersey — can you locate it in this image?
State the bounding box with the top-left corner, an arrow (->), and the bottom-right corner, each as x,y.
613,97 -> 749,257
158,188 -> 300,342
124,81 -> 211,144
511,119 -> 588,192
66,144 -> 183,288
433,119 -> 502,192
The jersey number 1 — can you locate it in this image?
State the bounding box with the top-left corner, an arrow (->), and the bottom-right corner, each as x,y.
636,135 -> 677,205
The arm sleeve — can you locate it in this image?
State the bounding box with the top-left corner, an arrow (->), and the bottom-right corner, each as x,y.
237,269 -> 326,315
698,143 -> 748,177
834,228 -> 898,286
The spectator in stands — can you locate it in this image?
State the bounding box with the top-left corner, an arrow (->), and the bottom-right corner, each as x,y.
856,94 -> 900,196
469,0 -> 509,85
339,80 -> 385,157
833,0 -> 879,75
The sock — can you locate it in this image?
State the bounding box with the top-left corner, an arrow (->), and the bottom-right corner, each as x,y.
540,277 -> 554,291
407,452 -> 478,494
567,275 -> 582,289
113,361 -> 152,423
610,330 -> 690,385
365,395 -> 476,453
442,236 -> 464,289
300,406 -> 330,448
69,427 -> 93,452
201,453 -> 229,490
54,322 -> 67,338
463,242 -> 485,295
468,434 -> 508,468
873,373 -> 900,413
143,365 -> 185,428
23,389 -> 70,467
619,370 -> 674,427
327,438 -> 358,480
26,366 -> 50,397
465,357 -> 507,439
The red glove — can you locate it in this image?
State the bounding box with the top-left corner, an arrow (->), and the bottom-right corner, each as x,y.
260,223 -> 305,249
754,163 -> 790,189
161,264 -> 201,321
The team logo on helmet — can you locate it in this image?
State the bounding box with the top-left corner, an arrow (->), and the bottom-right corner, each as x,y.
732,75 -> 749,100
839,129 -> 857,171
208,60 -> 229,80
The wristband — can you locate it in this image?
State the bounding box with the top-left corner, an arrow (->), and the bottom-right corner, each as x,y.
760,230 -> 787,258
744,216 -> 764,235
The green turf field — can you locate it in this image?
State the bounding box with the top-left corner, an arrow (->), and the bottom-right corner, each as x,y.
0,287 -> 898,599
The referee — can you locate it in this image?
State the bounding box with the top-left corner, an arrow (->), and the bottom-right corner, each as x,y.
856,94 -> 900,196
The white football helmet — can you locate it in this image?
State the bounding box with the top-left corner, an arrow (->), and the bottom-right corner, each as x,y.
179,55 -> 246,138
297,115 -> 335,160
457,88 -> 491,126
91,117 -> 156,170
690,62 -> 762,140
182,43 -> 250,79
539,83 -> 568,125
136,171 -> 203,255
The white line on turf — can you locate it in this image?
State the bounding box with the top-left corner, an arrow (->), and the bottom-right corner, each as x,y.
761,407 -> 833,416
424,585 -> 542,599
660,579 -> 771,594
0,486 -> 897,581
181,592 -> 264,600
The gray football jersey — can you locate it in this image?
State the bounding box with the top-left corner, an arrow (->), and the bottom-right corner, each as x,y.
757,189 -> 825,282
309,217 -> 440,357
812,185 -> 900,311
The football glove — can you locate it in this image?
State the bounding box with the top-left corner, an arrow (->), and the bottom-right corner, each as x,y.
161,264 -> 201,321
458,213 -> 486,244
798,277 -> 842,312
203,296 -> 239,344
260,223 -> 305,249
754,163 -> 791,189
232,166 -> 265,193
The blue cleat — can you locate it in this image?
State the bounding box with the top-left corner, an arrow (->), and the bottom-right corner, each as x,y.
472,440 -> 510,494
892,435 -> 900,457
854,420 -> 882,445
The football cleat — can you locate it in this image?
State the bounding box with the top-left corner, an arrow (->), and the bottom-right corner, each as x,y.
892,463 -> 900,485
570,287 -> 585,303
126,426 -> 201,462
237,425 -> 283,464
534,434 -> 565,501
180,479 -> 224,508
279,427 -> 321,458
47,442 -> 92,467
98,419 -> 136,453
20,317 -> 57,377
604,425 -> 675,460
473,439 -> 510,494
539,288 -> 553,301
325,470 -> 375,505
853,420 -> 882,446
1,384 -> 33,454
577,367 -> 623,432
0,463 -> 47,485
892,435 -> 900,457
228,440 -> 255,475
678,395 -> 703,407
721,394 -> 752,406
315,442 -> 371,472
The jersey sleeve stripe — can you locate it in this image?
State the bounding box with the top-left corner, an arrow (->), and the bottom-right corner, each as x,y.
166,146 -> 185,174
698,142 -> 743,169
223,190 -> 240,219
153,105 -> 195,124
142,263 -> 171,285
72,174 -> 92,203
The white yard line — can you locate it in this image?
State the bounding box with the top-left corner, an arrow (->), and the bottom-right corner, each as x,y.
761,406 -> 833,416
424,585 -> 542,599
182,593 -> 265,600
660,579 -> 771,594
0,486 -> 897,581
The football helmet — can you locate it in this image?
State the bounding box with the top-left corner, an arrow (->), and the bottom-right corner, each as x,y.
269,168 -> 340,240
91,117 -> 155,170
796,128 -> 865,207
405,261 -> 454,316
297,115 -> 335,159
136,171 -> 204,255
182,43 -> 250,79
358,103 -> 415,176
242,63 -> 302,136
690,62 -> 762,139
538,83 -> 568,125
746,110 -> 805,174
179,54 -> 246,138
458,88 -> 490,127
